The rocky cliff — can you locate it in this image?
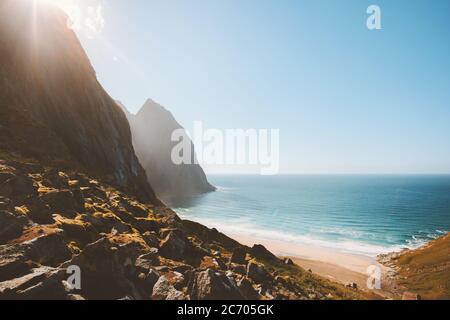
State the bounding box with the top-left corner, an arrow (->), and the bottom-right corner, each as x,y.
120,100 -> 215,203
0,0 -> 157,204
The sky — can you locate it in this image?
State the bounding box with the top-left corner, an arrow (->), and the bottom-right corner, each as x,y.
55,0 -> 450,174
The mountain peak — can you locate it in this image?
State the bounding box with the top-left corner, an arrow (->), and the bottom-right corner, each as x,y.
144,98 -> 166,110
137,98 -> 170,118
127,99 -> 216,202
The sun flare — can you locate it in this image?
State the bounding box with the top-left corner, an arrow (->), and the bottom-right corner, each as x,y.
35,0 -> 80,15
32,0 -> 105,35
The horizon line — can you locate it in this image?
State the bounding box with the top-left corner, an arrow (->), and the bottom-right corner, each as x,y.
205,172 -> 450,176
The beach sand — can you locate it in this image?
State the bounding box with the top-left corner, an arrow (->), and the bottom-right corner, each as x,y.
233,234 -> 394,298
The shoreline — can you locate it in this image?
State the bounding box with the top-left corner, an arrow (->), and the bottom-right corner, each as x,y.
177,214 -> 442,298
233,234 -> 377,274
231,233 -> 396,298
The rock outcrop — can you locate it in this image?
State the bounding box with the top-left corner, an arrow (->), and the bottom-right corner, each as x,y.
119,100 -> 215,203
0,0 -> 157,204
0,160 -> 371,300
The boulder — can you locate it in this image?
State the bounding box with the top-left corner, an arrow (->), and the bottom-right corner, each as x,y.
142,231 -> 159,248
42,171 -> 70,189
165,271 -> 186,290
54,216 -> 96,246
0,210 -> 28,243
70,188 -> 85,212
0,266 -> 64,299
135,250 -> 159,273
159,231 -> 187,260
189,269 -> 244,300
166,289 -> 186,300
80,186 -> 107,201
63,238 -> 115,273
71,173 -> 91,187
172,264 -> 194,274
229,247 -> 247,264
5,162 -> 42,175
80,212 -> 131,234
16,269 -> 67,300
134,218 -> 159,234
246,261 -> 272,284
159,210 -> 182,226
0,243 -> 32,282
24,197 -> 53,224
40,190 -> 80,216
122,200 -> 148,218
154,266 -> 170,273
186,242 -> 211,261
112,208 -> 137,225
250,244 -> 278,261
0,226 -> 70,288
283,258 -> 294,265
0,174 -> 37,202
237,277 -> 259,300
138,269 -> 159,294
200,256 -> 221,270
159,228 -> 180,239
152,275 -> 185,300
230,263 -> 247,276
23,227 -> 72,267
63,238 -> 143,300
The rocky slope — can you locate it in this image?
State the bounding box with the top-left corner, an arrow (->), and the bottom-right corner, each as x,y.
378,233 -> 450,300
0,159 -> 375,300
0,0 -> 157,204
120,100 -> 215,203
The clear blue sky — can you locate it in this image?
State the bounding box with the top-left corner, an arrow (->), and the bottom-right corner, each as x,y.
72,0 -> 450,174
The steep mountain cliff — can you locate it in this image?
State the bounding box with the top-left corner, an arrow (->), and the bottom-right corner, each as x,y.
120,99 -> 215,203
0,0 -> 158,204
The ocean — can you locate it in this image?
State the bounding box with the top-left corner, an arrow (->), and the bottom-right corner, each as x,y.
172,175 -> 450,257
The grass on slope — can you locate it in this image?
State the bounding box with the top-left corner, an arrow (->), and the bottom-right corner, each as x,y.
259,257 -> 383,300
394,233 -> 450,300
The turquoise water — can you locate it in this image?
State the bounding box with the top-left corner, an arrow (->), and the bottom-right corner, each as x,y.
172,175 -> 450,257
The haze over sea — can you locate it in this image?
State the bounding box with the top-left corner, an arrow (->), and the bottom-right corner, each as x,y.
173,175 -> 450,257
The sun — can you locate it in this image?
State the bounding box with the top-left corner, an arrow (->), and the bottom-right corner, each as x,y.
31,0 -> 105,35
33,0 -> 86,32
35,0 -> 80,15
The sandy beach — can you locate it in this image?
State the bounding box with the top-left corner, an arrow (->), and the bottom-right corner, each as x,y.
233,234 -> 394,297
